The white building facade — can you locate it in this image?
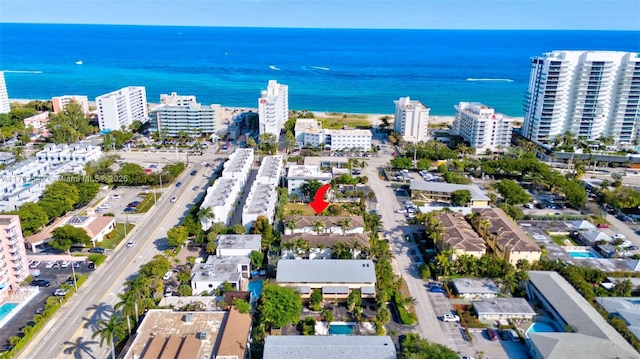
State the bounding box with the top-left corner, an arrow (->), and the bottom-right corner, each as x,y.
35,142 -> 102,166
523,51 -> 640,145
394,96 -> 429,143
0,216 -> 29,300
96,86 -> 148,131
0,72 -> 10,114
150,92 -> 220,137
286,165 -> 332,196
294,119 -> 372,151
451,102 -> 513,152
242,155 -> 282,229
200,149 -> 254,229
258,80 -> 289,137
23,112 -> 50,132
52,95 -> 90,114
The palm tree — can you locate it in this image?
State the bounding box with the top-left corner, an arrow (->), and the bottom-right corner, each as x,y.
401,296 -> 418,310
435,250 -> 454,276
338,217 -> 352,236
312,220 -> 325,235
64,337 -> 98,359
286,220 -> 297,235
92,315 -> 125,359
298,239 -> 311,259
198,207 -> 215,229
114,291 -> 138,334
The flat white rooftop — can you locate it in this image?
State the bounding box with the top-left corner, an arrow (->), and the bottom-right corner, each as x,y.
263,335 -> 397,359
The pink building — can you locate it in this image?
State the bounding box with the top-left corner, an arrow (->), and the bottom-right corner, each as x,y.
0,215 -> 29,299
52,95 -> 90,114
23,112 -> 50,132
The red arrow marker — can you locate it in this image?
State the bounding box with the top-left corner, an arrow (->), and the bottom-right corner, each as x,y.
309,184 -> 331,214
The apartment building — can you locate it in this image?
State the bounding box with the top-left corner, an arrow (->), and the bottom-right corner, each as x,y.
471,208 -> 541,265
393,96 -> 429,143
0,159 -> 70,212
0,215 -> 29,300
280,233 -> 370,260
0,72 -> 10,114
410,181 -> 491,207
294,119 -> 372,151
215,234 -> 262,257
436,212 -> 487,260
283,215 -> 365,236
191,256 -> 251,294
200,149 -> 254,229
523,51 -> 640,144
96,86 -> 148,131
451,102 -> 513,152
258,80 -> 289,137
51,95 -> 90,114
0,152 -> 16,166
36,142 -> 102,166
149,92 -> 221,137
23,112 -> 50,132
242,155 -> 282,229
286,165 -> 332,196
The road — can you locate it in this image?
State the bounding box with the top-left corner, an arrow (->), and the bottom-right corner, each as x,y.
21,164 -> 212,359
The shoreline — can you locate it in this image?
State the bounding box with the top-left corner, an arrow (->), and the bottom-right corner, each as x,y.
9,98 -> 523,126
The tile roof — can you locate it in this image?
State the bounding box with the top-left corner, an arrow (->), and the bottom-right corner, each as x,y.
437,212 -> 487,252
473,208 -> 541,252
215,308 -> 252,359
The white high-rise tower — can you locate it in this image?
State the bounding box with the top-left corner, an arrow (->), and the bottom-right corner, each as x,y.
393,97 -> 429,143
96,86 -> 148,131
258,80 -> 289,137
523,51 -> 640,145
0,72 -> 10,114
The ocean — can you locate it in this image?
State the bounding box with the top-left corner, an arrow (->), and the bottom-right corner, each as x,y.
0,23 -> 638,116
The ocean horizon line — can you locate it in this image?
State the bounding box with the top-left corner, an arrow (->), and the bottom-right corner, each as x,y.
1,22 -> 638,32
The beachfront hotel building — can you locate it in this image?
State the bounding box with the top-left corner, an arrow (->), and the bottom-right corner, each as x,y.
522,51 -> 640,145
51,95 -> 90,114
0,215 -> 29,299
242,155 -> 283,229
258,80 -> 289,137
0,72 -> 10,114
451,102 -> 513,152
149,92 -> 221,137
394,96 -> 429,143
95,86 -> 148,131
294,118 -> 373,151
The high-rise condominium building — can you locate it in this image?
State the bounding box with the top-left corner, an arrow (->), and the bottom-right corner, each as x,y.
0,215 -> 29,299
149,92 -> 220,137
0,72 -> 10,114
452,102 -> 513,152
258,80 -> 289,137
96,86 -> 148,131
394,97 -> 429,143
52,95 -> 90,114
523,51 -> 640,145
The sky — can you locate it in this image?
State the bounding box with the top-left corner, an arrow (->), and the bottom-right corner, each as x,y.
1,0 -> 639,30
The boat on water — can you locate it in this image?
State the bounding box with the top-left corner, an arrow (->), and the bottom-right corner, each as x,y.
75,60 -> 83,65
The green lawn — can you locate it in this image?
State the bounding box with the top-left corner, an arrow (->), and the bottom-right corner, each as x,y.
136,192 -> 161,213
285,203 -> 317,216
100,223 -> 136,249
317,113 -> 372,129
550,235 -> 578,246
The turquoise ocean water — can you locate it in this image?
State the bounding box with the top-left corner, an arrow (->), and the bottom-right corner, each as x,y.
0,24 -> 638,116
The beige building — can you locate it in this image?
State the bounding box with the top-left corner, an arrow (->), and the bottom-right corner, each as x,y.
471,208 -> 541,265
280,233 -> 370,260
0,216 -> 29,299
436,212 -> 487,260
410,181 -> 491,207
214,308 -> 252,359
51,95 -> 90,114
276,259 -> 376,300
25,214 -> 115,252
283,215 -> 365,236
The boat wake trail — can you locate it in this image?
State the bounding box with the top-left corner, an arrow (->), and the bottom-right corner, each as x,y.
269,65 -> 281,71
466,78 -> 513,82
309,66 -> 330,71
2,70 -> 43,74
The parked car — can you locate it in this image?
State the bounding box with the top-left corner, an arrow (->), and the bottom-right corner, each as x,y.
124,207 -> 136,212
163,270 -> 173,280
45,261 -> 55,269
429,287 -> 445,293
87,262 -> 96,270
29,261 -> 41,269
60,260 -> 71,268
73,261 -> 84,268
52,261 -> 61,269
629,246 -> 638,251
442,314 -> 460,322
507,329 -> 521,342
126,240 -> 135,248
499,330 -> 510,340
486,328 -> 499,341
35,307 -> 44,314
88,247 -> 105,254
426,282 -> 442,288
597,223 -> 610,228
30,279 -> 51,287
128,201 -> 141,207
54,288 -> 70,296
164,287 -> 173,297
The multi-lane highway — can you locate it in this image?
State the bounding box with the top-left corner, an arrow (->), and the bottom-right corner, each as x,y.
21,163 -> 211,359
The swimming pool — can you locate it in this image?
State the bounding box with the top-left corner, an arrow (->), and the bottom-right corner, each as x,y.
247,280 -> 264,298
328,323 -> 357,335
0,303 -> 19,322
566,249 -> 602,259
526,322 -> 558,338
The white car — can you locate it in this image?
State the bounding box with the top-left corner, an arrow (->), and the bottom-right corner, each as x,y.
45,261 -> 55,269
110,194 -> 122,199
60,260 -> 71,268
170,197 -> 178,203
163,270 -> 173,280
396,209 -> 407,214
126,240 -> 135,248
612,233 -> 626,240
442,314 -> 461,322
54,288 -> 70,296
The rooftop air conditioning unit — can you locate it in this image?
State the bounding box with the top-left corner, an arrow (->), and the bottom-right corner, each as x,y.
184,313 -> 195,323
198,331 -> 208,340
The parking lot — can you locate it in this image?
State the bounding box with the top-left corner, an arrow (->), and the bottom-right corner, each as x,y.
0,263 -> 94,346
467,330 -> 529,359
96,186 -> 152,223
425,290 -> 470,350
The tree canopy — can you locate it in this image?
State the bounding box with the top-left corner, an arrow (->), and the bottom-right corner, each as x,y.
494,179 -> 531,205
400,334 -> 459,359
167,226 -> 189,247
258,282 -> 302,329
46,102 -> 97,143
51,225 -> 92,251
450,189 -> 472,207
300,179 -> 324,202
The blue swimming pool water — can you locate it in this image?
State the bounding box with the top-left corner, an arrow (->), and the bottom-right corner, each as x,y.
329,323 -> 356,335
0,303 -> 19,322
247,280 -> 264,298
526,322 -> 558,338
566,249 -> 602,259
